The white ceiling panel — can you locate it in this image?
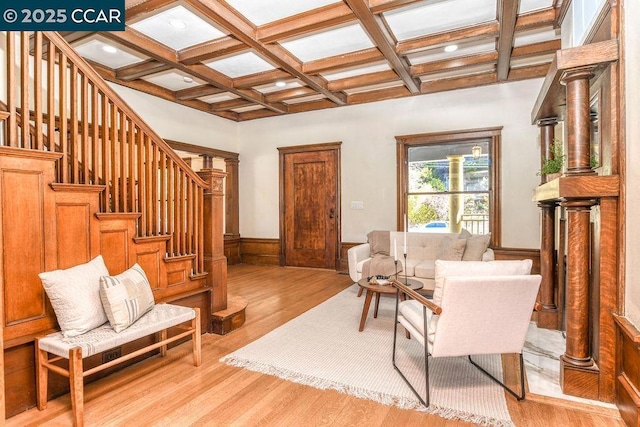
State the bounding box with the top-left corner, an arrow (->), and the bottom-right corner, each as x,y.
384,0 -> 496,41
407,40 -> 497,65
73,37 -> 147,69
419,63 -> 495,82
142,70 -> 206,91
321,63 -> 391,81
255,81 -> 303,94
204,52 -> 275,78
130,5 -> 227,50
514,27 -> 560,47
520,0 -> 554,14
280,24 -> 375,63
199,93 -> 239,103
225,0 -> 339,26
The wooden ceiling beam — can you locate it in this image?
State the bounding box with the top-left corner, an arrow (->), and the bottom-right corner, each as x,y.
411,52 -> 498,76
421,71 -> 498,94
397,22 -> 500,55
348,85 -> 410,104
175,84 -> 224,100
60,32 -> 94,45
512,39 -> 561,58
183,0 -> 347,105
507,62 -> 551,81
178,36 -> 246,65
258,3 -> 356,43
303,48 -> 385,74
104,28 -> 287,113
344,0 -> 420,94
327,69 -> 399,91
233,69 -> 292,89
368,0 -> 425,14
125,0 -> 176,21
115,59 -> 172,81
285,99 -> 338,114
496,0 -> 520,81
209,98 -> 253,111
237,109 -> 282,121
88,59 -> 238,120
265,87 -> 317,103
515,7 -> 556,30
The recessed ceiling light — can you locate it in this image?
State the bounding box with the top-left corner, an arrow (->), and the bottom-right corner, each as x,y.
183,76 -> 194,83
444,44 -> 458,53
275,81 -> 286,88
102,45 -> 118,54
169,19 -> 187,29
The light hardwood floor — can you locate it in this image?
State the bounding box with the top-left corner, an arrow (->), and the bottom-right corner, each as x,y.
9,264 -> 623,426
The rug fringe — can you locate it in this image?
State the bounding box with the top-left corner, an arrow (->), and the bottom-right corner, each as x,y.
221,355 -> 514,427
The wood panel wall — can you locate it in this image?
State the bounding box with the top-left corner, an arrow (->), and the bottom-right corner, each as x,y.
240,238 -> 281,266
0,148 -> 214,418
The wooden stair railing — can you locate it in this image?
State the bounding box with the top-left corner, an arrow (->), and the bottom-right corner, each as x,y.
1,31 -> 208,276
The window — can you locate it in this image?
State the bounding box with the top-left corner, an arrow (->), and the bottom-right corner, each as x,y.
396,127 -> 501,245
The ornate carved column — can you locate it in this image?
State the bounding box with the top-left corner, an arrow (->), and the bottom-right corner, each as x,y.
197,167 -> 228,314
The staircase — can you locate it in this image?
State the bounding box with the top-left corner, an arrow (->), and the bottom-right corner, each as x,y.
0,31 -> 232,418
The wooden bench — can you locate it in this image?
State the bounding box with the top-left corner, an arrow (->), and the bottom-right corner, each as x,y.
36,304 -> 201,426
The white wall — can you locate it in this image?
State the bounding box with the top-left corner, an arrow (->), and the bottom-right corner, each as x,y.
237,79 -> 544,247
624,0 -> 640,326
109,83 -> 239,152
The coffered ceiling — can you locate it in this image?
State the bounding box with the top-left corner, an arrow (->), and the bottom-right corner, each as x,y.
63,0 -> 562,121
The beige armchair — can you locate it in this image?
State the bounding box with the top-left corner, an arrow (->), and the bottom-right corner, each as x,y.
391,260 -> 541,407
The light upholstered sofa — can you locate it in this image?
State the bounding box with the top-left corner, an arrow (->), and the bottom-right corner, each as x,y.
348,230 -> 494,292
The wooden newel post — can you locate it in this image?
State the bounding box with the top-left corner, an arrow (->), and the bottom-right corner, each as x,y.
198,166 -> 228,313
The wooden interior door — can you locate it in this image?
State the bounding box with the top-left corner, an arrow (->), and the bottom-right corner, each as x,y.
279,143 -> 340,269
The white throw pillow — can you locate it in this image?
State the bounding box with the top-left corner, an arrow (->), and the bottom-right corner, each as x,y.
39,255 -> 110,337
99,264 -> 155,332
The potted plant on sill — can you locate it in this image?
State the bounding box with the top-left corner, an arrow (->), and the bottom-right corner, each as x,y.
537,141 -> 564,182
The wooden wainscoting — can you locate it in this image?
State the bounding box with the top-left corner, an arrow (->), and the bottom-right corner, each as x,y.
339,242 -> 360,273
224,234 -> 242,265
614,315 -> 640,426
238,238 -> 355,271
240,238 -> 281,266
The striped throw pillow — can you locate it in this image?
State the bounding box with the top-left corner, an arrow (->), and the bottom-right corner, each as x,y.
99,264 -> 155,332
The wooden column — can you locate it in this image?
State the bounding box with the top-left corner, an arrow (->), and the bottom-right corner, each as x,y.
197,167 -> 228,314
562,68 -> 596,176
536,117 -> 560,329
537,201 -> 559,329
538,117 -> 558,184
558,67 -> 599,399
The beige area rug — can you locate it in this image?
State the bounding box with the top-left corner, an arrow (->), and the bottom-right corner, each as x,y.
221,285 -> 513,426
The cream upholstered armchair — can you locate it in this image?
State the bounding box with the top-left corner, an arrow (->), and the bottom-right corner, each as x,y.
391,260 -> 541,406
